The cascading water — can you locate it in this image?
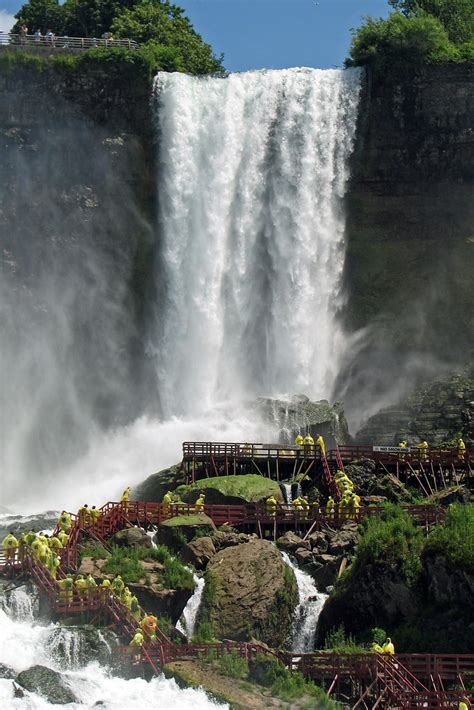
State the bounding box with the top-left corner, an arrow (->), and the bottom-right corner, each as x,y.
153,68 -> 362,417
0,587 -> 227,709
282,552 -> 328,652
176,572 -> 205,639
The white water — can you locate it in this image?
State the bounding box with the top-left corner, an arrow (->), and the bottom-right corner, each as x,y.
0,588 -> 226,709
153,68 -> 362,417
177,572 -> 205,639
282,552 -> 328,652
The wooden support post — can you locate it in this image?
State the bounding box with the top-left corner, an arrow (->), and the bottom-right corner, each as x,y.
420,463 -> 434,496
430,462 -> 438,493
276,456 -> 280,482
439,464 -> 447,489
251,458 -> 264,477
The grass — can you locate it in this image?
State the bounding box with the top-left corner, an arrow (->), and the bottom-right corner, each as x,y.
424,503 -> 474,573
79,542 -> 194,589
176,475 -> 281,503
161,514 -> 213,527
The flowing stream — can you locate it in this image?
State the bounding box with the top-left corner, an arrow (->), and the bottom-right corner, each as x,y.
282,552 -> 328,652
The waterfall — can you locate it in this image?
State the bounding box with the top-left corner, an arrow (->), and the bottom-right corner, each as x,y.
281,552 -> 328,652
280,483 -> 293,505
0,586 -> 37,622
176,572 -> 205,639
153,68 -> 362,417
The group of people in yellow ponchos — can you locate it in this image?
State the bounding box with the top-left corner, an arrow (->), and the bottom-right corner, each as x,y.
398,437 -> 467,461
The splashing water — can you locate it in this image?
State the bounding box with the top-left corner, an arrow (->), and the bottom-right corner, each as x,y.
152,68 -> 362,417
282,552 -> 328,652
0,586 -> 37,623
177,572 -> 205,640
0,591 -> 227,709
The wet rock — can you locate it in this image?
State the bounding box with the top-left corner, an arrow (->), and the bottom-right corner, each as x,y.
276,531 -> 309,553
307,531 -> 329,552
46,625 -> 118,668
312,554 -> 343,591
16,665 -> 77,704
198,540 -> 298,646
294,547 -> 314,565
130,583 -> 193,625
327,529 -> 359,556
181,537 -> 216,570
0,663 -> 15,678
344,461 -> 412,502
426,485 -> 472,506
211,530 -> 258,550
110,526 -> 152,548
134,463 -> 183,503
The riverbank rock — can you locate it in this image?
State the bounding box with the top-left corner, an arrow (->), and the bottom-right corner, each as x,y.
197,540 -> 297,646
210,530 -> 258,550
276,531 -> 310,553
110,526 -> 152,549
46,625 -> 118,668
176,475 -> 283,506
130,583 -> 193,624
16,665 -> 77,704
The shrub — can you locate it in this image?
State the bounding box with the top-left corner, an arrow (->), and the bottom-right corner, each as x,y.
424,503 -> 474,573
351,503 -> 423,585
324,625 -> 366,653
193,622 -> 215,643
218,651 -> 249,679
100,543 -> 194,588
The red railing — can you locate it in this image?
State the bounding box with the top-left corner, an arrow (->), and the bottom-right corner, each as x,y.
334,445 -> 473,468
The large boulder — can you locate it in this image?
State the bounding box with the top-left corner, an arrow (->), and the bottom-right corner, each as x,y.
16,665 -> 77,704
175,475 -> 283,506
197,539 -> 298,646
211,530 -> 258,550
130,583 -> 193,624
46,626 -> 118,668
276,531 -> 310,553
154,514 -> 216,550
181,537 -> 216,570
344,460 -> 413,502
109,527 -> 152,549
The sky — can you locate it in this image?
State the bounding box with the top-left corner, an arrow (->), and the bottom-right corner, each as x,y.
0,0 -> 390,71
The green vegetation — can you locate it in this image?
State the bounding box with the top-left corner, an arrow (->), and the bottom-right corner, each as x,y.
347,0 -> 474,69
324,625 -> 367,654
13,0 -> 224,76
78,542 -> 194,588
161,514 -> 213,528
176,474 -> 281,504
424,503 -> 474,573
249,655 -> 340,708
192,622 -> 216,643
217,650 -> 249,680
349,503 -> 423,585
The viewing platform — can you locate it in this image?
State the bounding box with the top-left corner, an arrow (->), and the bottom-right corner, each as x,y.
181,441 -> 473,494
0,33 -> 138,53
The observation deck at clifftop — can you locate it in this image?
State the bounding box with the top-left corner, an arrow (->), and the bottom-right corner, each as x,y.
0,33 -> 138,53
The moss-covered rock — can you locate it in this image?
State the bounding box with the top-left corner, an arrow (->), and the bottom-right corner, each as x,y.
196,540 -> 298,646
16,665 -> 77,704
154,514 -> 216,550
175,475 -> 283,505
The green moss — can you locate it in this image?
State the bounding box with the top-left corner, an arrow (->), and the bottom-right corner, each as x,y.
176,475 -> 281,504
161,514 -> 214,528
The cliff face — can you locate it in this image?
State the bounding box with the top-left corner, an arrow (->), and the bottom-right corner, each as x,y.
338,63 -> 474,428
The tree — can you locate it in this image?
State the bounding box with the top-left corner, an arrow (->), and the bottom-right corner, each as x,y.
13,0 -> 65,34
388,0 -> 474,43
111,0 -> 224,74
346,12 -> 457,69
61,0 -> 137,39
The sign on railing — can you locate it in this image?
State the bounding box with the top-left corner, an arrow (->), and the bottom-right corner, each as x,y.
0,33 -> 138,50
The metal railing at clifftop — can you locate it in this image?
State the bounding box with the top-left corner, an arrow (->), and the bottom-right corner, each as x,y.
0,33 -> 138,50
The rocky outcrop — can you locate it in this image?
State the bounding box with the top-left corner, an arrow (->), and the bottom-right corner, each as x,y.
154,514 -> 216,549
197,540 -> 298,646
130,583 -> 193,624
16,665 -> 77,704
176,475 -> 283,506
181,537 -> 216,570
257,396 -> 349,449
134,464 -> 182,503
276,523 -> 359,592
110,527 -> 152,549
316,564 -> 418,646
344,460 -> 413,503
356,371 -> 474,447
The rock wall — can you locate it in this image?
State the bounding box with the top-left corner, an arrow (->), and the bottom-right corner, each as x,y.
338,63 -> 474,428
